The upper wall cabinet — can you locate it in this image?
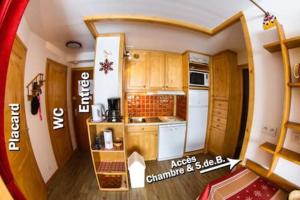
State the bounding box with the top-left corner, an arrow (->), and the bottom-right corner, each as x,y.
125,50 -> 183,92
126,50 -> 148,90
165,53 -> 183,90
148,52 -> 165,90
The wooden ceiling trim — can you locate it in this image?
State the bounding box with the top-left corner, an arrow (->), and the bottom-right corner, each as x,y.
211,11 -> 243,35
83,12 -> 243,38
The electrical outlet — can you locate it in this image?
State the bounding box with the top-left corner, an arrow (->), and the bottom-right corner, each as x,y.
294,134 -> 300,143
262,126 -> 269,134
268,127 -> 277,137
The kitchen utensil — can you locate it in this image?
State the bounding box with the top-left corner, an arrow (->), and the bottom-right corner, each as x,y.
106,98 -> 121,122
91,104 -> 106,122
113,137 -> 123,148
104,129 -> 113,149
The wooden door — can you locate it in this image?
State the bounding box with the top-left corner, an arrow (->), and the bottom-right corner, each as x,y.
165,53 -> 183,90
46,59 -> 73,168
212,53 -> 229,99
71,68 -> 93,151
148,52 -> 165,90
126,50 -> 148,91
4,37 -> 47,200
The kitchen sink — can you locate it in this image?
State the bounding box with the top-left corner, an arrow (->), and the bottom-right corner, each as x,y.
145,117 -> 162,123
129,117 -> 162,123
129,117 -> 146,123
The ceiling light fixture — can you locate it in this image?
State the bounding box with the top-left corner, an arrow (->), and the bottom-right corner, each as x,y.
65,41 -> 82,49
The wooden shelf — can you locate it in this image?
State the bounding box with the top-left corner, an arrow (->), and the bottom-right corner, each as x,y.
263,41 -> 281,53
260,142 -> 276,154
96,161 -> 126,175
285,121 -> 300,132
91,146 -> 124,153
288,82 -> 300,87
264,36 -> 300,52
278,148 -> 300,165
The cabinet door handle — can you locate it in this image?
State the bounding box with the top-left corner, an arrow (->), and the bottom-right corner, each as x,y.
143,85 -> 146,88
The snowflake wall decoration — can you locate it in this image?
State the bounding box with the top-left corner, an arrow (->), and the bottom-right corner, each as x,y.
99,58 -> 113,74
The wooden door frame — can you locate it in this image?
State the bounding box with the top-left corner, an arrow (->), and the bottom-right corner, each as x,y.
71,66 -> 93,151
45,58 -> 73,168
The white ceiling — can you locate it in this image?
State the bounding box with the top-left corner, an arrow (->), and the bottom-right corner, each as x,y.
24,0 -> 255,55
95,21 -> 245,54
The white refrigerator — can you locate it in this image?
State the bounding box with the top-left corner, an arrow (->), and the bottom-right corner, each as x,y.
185,89 -> 208,152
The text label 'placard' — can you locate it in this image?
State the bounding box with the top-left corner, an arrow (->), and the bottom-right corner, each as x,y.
9,104 -> 20,151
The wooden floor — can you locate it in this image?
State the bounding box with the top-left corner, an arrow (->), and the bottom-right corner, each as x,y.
47,152 -> 229,200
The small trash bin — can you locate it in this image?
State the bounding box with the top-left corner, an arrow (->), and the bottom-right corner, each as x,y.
128,151 -> 146,188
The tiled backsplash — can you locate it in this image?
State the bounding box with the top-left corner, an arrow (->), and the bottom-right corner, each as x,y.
176,95 -> 187,120
127,95 -> 174,117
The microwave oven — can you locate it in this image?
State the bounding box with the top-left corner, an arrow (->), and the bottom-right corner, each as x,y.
189,71 -> 209,87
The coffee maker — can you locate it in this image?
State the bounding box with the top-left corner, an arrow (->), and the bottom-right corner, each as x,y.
106,98 -> 121,122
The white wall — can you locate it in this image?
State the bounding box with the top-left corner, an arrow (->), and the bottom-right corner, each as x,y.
93,36 -> 122,109
244,0 -> 300,186
17,17 -> 76,182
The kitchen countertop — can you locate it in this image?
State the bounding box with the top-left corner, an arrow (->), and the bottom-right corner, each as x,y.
125,116 -> 186,126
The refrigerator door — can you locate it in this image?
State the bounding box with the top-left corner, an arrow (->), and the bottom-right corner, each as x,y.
186,106 -> 208,151
189,90 -> 208,106
186,89 -> 208,152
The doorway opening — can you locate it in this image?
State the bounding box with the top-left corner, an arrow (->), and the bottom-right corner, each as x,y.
234,67 -> 249,159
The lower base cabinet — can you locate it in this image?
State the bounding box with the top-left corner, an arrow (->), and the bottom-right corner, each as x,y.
126,126 -> 158,160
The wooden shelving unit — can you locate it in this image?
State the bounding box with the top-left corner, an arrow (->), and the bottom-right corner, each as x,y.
264,35 -> 300,53
260,142 -> 276,154
260,21 -> 300,176
285,121 -> 300,132
86,118 -> 129,191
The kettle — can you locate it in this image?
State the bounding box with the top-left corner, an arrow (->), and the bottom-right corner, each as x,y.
91,104 -> 106,122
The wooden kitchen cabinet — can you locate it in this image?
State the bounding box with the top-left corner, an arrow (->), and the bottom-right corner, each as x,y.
126,50 -> 148,91
126,126 -> 158,160
165,53 -> 183,90
125,50 -> 183,92
208,50 -> 242,157
211,53 -> 229,99
148,52 -> 165,90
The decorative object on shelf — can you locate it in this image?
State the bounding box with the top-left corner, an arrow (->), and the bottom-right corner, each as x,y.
249,0 -> 277,30
94,133 -> 101,150
113,137 -> 123,149
104,129 -> 113,149
293,63 -> 300,82
99,50 -> 114,74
